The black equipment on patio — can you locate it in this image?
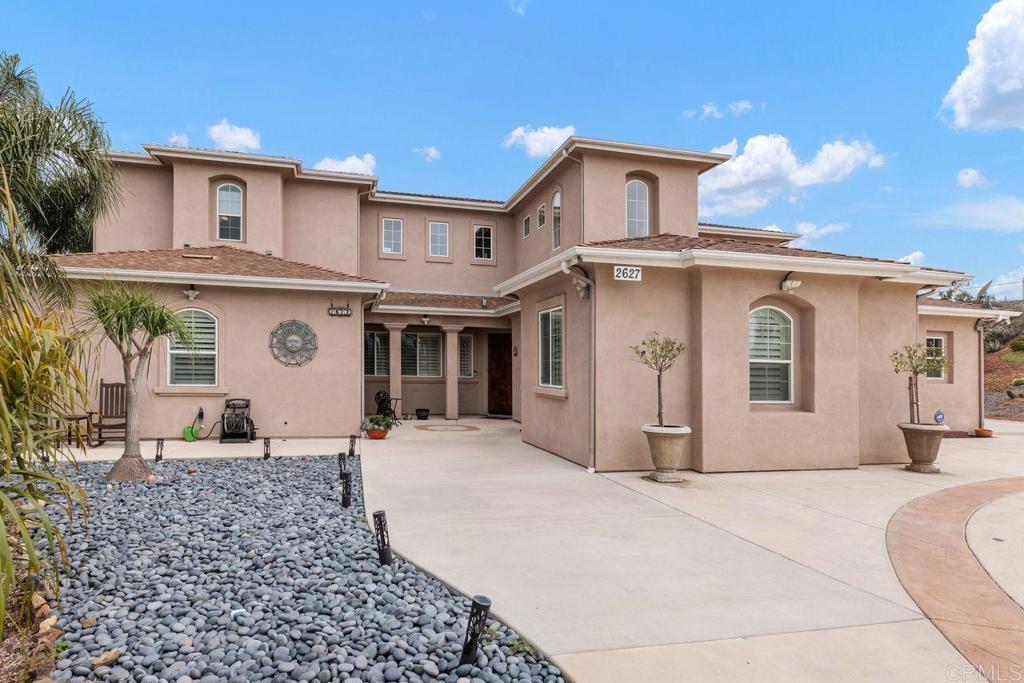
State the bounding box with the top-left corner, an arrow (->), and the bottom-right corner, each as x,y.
220,398 -> 257,443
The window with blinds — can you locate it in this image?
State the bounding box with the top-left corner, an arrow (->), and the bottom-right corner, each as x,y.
401,333 -> 442,377
364,331 -> 389,376
749,306 -> 792,402
539,307 -> 563,387
169,309 -> 217,385
459,335 -> 473,378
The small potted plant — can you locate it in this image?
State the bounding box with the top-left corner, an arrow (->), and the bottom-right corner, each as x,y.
362,414 -> 396,440
890,343 -> 949,473
630,333 -> 690,482
415,408 -> 430,420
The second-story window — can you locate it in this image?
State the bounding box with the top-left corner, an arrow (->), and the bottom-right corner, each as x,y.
538,204 -> 546,228
217,183 -> 243,241
474,225 -> 493,260
382,218 -> 403,254
625,179 -> 649,238
552,191 -> 561,249
523,215 -> 531,238
429,221 -> 449,257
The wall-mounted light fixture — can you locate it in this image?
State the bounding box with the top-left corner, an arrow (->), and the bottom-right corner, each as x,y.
183,284 -> 200,300
420,315 -> 431,325
780,271 -> 802,293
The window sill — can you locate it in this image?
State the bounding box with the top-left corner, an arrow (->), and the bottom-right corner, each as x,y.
425,255 -> 454,264
153,386 -> 231,397
470,259 -> 497,267
379,252 -> 407,261
535,386 -> 568,400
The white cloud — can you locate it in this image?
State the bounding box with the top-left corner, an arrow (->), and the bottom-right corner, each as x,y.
789,221 -> 848,247
699,134 -> 884,217
932,194 -> 1024,231
414,145 -> 441,162
681,109 -> 697,119
762,224 -> 783,232
710,138 -> 738,156
957,167 -> 987,187
943,0 -> 1024,129
882,185 -> 896,193
728,100 -> 753,116
700,103 -> 723,120
898,250 -> 926,265
508,0 -> 527,15
168,132 -> 189,146
313,153 -> 377,175
207,118 -> 261,152
503,124 -> 575,158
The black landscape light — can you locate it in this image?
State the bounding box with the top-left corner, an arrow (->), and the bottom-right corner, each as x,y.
263,437 -> 271,460
337,451 -> 346,478
372,510 -> 392,565
340,470 -> 352,508
459,595 -> 493,666
155,438 -> 164,462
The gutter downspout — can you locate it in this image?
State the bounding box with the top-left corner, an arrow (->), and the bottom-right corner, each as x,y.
561,258 -> 597,471
560,150 -> 596,472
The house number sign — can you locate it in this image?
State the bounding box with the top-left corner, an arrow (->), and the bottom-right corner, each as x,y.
613,265 -> 643,281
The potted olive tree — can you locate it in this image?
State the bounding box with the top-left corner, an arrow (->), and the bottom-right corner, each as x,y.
631,333 -> 690,482
890,343 -> 949,473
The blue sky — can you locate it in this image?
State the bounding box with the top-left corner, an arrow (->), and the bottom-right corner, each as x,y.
4,0 -> 1023,296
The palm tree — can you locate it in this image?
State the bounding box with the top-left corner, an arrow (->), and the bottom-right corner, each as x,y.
84,282 -> 191,481
0,53 -> 118,253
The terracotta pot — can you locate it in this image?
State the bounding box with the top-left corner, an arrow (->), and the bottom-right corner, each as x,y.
975,427 -> 994,438
898,423 -> 949,473
641,424 -> 692,482
366,428 -> 390,440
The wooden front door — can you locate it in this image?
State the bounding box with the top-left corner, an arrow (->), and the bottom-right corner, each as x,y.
488,333 -> 513,415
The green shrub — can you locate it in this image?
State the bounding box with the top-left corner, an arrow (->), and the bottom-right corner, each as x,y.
1010,337 -> 1024,353
362,414 -> 396,431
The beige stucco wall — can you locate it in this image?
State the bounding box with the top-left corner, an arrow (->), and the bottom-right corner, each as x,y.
88,284 -> 365,439
509,161 -> 582,274
94,165 -> 174,252
517,276 -> 592,467
581,151 -> 700,243
359,201 -> 515,291
917,315 -> 982,433
283,180 -> 360,273
593,264 -> 693,471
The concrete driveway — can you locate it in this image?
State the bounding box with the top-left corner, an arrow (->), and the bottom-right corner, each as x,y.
361,418 -> 1024,682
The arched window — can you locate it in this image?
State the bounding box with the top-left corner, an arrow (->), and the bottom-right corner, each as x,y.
217,183 -> 243,241
169,309 -> 218,386
749,306 -> 792,403
552,191 -> 562,249
625,179 -> 649,237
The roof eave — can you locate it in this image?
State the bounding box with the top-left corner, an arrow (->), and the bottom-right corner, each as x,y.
373,302 -> 521,317
60,267 -> 388,293
369,192 -> 507,213
918,304 -> 1020,321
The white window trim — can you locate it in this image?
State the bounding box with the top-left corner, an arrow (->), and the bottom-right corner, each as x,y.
216,183 -> 243,242
538,203 -> 546,229
382,217 -> 404,255
748,305 -> 794,405
523,215 -> 531,239
459,334 -> 474,378
473,225 -> 494,261
364,331 -> 389,377
625,178 -> 649,238
168,308 -> 218,387
552,192 -> 562,250
538,306 -> 564,388
926,335 -> 946,380
401,332 -> 443,378
428,221 -> 450,257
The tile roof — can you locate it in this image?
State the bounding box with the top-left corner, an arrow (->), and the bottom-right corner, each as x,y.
921,298 -> 1006,312
374,189 -> 505,204
379,290 -> 517,310
698,221 -> 790,234
582,233 -> 965,272
49,246 -> 382,284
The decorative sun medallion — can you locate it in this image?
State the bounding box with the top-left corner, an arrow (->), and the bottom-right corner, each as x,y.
270,320 -> 318,367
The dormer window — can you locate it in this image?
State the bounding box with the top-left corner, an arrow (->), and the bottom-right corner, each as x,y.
625,179 -> 649,238
217,183 -> 243,241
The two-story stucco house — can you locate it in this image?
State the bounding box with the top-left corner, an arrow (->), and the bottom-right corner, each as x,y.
51,137 -> 1013,473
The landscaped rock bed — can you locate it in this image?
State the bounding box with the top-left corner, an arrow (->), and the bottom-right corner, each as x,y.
48,455 -> 565,683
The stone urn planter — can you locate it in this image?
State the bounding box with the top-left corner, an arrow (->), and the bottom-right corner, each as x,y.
642,425 -> 691,482
898,423 -> 948,473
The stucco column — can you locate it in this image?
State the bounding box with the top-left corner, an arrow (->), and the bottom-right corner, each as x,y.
384,323 -> 407,414
442,325 -> 464,419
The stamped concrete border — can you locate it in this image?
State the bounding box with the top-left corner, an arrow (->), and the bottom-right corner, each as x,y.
886,477 -> 1024,680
